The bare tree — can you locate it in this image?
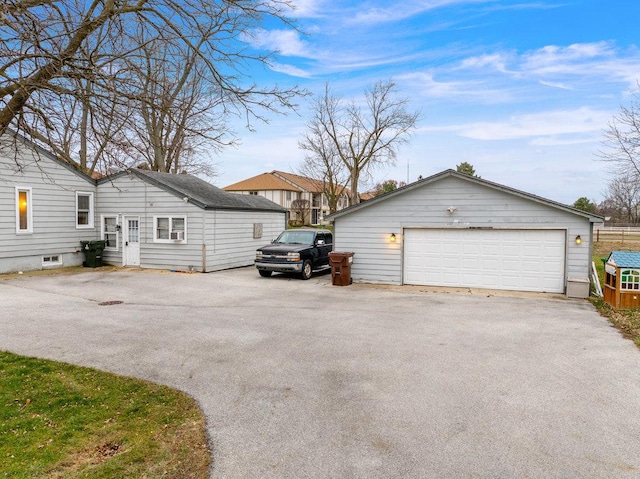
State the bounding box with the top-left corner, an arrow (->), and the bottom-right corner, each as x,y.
0,0 -> 302,174
16,37 -> 132,176
300,80 -> 419,206
298,111 -> 349,213
605,173 -> 640,224
598,86 -> 640,180
118,33 -> 230,177
290,198 -> 310,226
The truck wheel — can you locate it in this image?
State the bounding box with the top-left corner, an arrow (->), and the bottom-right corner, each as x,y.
258,270 -> 272,277
301,260 -> 312,280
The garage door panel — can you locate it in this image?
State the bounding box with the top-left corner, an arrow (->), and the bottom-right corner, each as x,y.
463,244 -> 480,254
403,229 -> 565,293
481,274 -> 500,287
522,261 -> 543,273
462,257 -> 480,269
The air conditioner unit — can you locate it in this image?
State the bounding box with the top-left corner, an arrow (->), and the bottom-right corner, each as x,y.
170,231 -> 185,241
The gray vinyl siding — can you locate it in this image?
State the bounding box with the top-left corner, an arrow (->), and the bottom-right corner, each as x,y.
97,174 -> 205,271
97,173 -> 286,272
204,209 -> 286,271
334,176 -> 593,287
0,140 -> 97,273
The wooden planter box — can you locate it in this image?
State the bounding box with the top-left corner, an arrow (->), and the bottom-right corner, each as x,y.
603,251 -> 640,310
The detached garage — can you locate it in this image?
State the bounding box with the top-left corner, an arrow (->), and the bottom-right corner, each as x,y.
327,170 -> 602,298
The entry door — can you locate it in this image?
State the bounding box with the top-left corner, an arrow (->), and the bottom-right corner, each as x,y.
123,217 -> 140,266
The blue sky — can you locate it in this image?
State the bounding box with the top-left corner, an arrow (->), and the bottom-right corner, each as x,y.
216,0 -> 640,204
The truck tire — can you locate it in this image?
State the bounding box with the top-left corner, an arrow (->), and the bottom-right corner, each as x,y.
301,260 -> 312,280
258,270 -> 272,277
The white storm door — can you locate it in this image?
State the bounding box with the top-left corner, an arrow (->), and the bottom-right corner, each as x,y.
123,217 -> 140,266
403,229 -> 566,293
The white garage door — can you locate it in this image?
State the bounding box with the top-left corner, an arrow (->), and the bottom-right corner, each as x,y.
403,229 -> 566,293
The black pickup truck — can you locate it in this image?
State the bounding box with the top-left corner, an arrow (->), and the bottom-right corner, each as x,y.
255,228 -> 333,279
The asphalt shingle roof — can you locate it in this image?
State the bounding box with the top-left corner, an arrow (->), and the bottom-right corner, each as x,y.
606,251 -> 640,268
129,170 -> 286,212
224,172 -> 301,192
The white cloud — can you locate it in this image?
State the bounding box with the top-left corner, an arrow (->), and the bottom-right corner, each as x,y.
458,53 -> 511,73
350,0 -> 494,25
521,42 -> 617,76
287,0 -> 327,17
248,29 -> 310,57
538,80 -> 574,90
268,62 -> 312,78
398,41 -> 640,105
450,107 -> 611,140
399,71 -> 515,102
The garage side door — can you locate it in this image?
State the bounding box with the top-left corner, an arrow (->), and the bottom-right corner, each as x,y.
403,229 -> 566,293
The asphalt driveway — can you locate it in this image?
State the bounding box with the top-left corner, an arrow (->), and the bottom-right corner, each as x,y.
1,267 -> 639,478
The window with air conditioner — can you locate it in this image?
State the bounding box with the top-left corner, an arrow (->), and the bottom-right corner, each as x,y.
154,216 -> 187,243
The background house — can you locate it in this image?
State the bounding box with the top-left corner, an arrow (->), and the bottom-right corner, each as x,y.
96,170 -> 286,272
224,170 -> 349,225
326,170 -> 603,298
0,132 -> 98,274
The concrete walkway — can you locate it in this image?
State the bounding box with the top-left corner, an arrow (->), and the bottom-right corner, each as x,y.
1,267 -> 639,478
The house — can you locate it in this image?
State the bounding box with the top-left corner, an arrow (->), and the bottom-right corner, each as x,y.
223,170 -> 349,225
96,170 -> 286,272
1,132 -> 286,274
0,132 -> 99,274
326,169 -> 603,298
603,251 -> 640,309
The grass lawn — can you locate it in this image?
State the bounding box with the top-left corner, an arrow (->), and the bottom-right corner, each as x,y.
591,239 -> 640,350
0,351 -> 210,478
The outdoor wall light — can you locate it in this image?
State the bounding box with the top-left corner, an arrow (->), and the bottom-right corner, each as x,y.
575,235 -> 582,245
390,233 -> 396,243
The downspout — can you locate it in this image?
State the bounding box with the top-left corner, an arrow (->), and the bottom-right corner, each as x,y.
201,210 -> 206,273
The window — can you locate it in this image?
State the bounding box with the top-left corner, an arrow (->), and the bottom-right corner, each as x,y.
42,255 -> 62,266
286,191 -> 292,201
620,269 -> 640,290
76,192 -> 94,228
249,191 -> 258,196
102,216 -> 118,250
15,187 -> 32,233
325,232 -> 333,245
154,216 -> 187,243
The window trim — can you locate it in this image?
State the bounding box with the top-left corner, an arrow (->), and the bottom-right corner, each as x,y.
153,216 -> 187,243
101,215 -> 119,251
620,269 -> 640,291
75,191 -> 95,229
15,187 -> 33,234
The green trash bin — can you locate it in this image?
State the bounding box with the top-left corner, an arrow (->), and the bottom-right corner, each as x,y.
80,240 -> 106,268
